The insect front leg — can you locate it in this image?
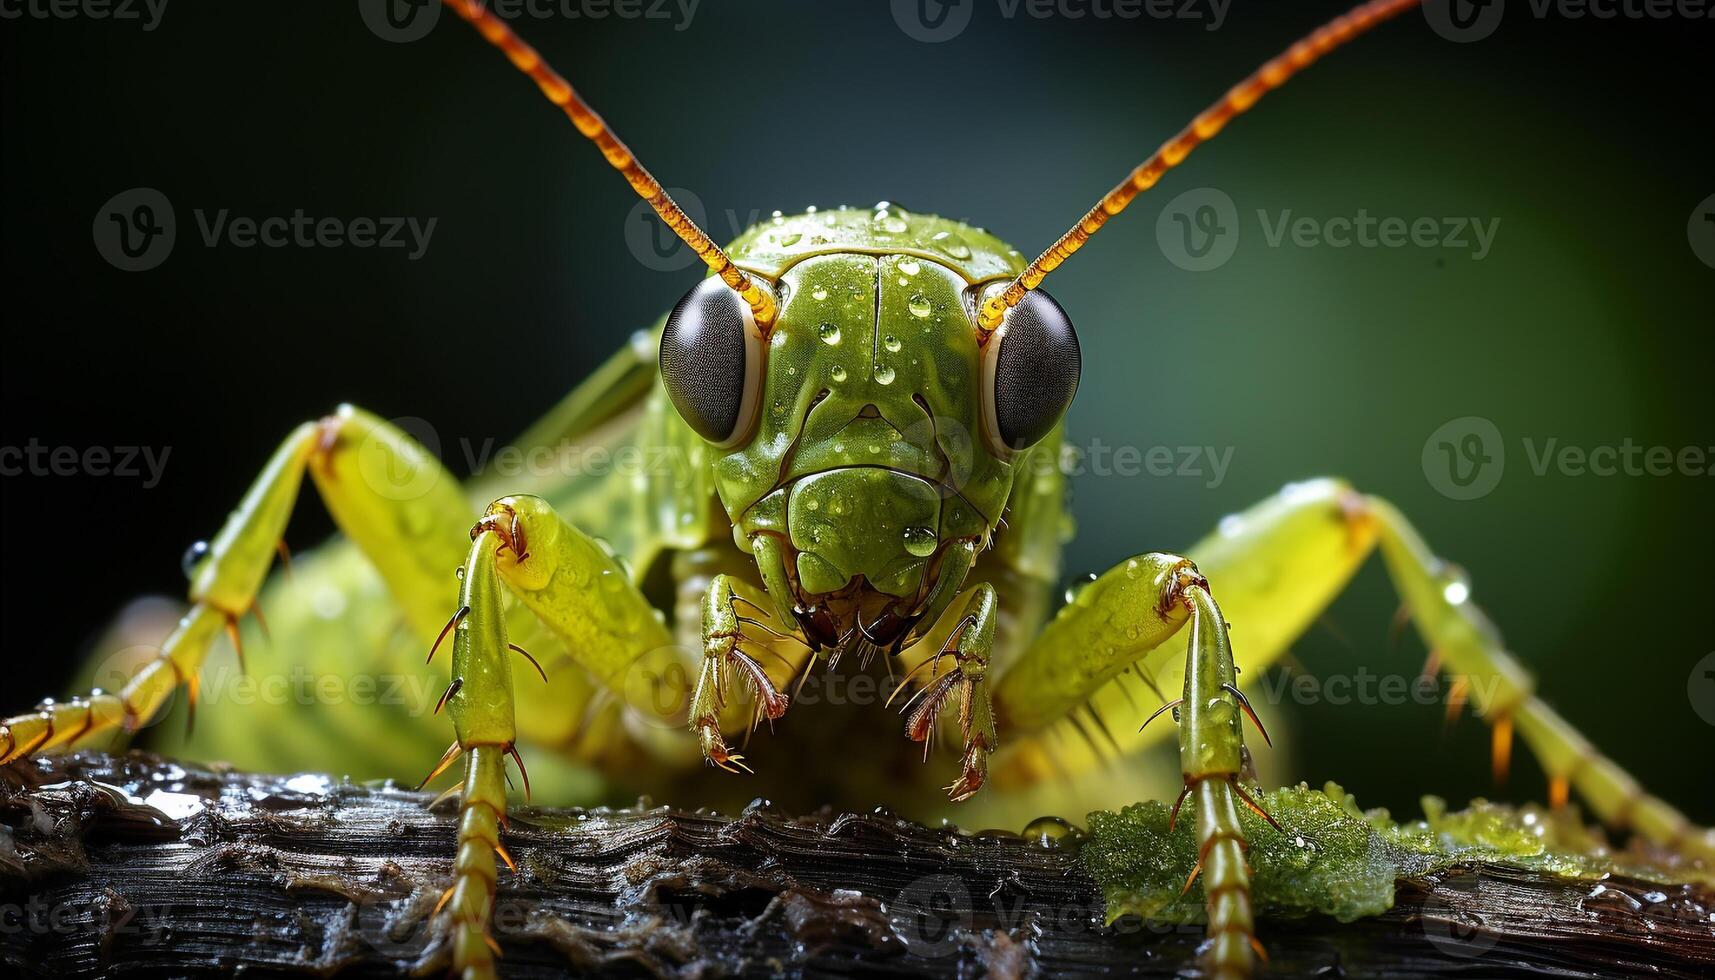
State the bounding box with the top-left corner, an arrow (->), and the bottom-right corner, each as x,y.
1,405 -> 472,764
893,584 -> 999,802
992,554 -> 1267,977
692,572 -> 816,773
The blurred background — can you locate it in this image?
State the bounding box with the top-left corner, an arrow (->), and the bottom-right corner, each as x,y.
2,0 -> 1711,821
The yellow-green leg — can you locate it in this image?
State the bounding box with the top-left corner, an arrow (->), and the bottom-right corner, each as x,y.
420,495 -> 708,976
424,529 -> 523,980
993,553 -> 1267,977
991,478 -> 1714,861
0,405 -> 473,765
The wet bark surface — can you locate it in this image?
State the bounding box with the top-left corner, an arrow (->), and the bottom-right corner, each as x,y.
2,752 -> 1712,978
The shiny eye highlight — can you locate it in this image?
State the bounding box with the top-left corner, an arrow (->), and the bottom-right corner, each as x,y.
980,288 -> 1081,455
659,276 -> 767,447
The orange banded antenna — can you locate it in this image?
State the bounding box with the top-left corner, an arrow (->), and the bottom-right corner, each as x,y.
444,0 -> 778,330
975,0 -> 1422,338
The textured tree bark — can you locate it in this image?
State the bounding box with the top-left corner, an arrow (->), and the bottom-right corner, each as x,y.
2,752 -> 1712,978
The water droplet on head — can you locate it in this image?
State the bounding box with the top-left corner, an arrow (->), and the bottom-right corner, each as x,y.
883,335 -> 902,353
875,365 -> 896,385
931,230 -> 971,259
903,526 -> 938,557
830,365 -> 847,382
898,258 -> 920,277
811,287 -> 829,301
779,232 -> 802,247
818,321 -> 841,345
907,293 -> 932,318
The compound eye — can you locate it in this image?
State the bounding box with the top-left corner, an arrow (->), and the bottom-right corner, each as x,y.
659,276 -> 766,447
981,288 -> 1081,454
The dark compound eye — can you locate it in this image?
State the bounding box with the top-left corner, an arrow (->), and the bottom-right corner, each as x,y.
659,276 -> 766,446
981,288 -> 1081,454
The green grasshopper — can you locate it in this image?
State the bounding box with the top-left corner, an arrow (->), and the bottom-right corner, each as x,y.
5,1 -> 1711,977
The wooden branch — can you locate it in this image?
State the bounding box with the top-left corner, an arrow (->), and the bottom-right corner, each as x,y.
3,753 -> 1712,978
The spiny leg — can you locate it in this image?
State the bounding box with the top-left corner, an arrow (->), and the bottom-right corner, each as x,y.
1359,495 -> 1715,858
993,479 -> 1714,861
465,494 -> 692,766
993,554 -> 1268,976
891,583 -> 999,802
1,405 -> 472,765
423,529 -> 526,980
691,572 -> 816,773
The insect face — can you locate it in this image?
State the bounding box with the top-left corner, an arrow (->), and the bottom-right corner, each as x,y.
659,207 -> 1079,651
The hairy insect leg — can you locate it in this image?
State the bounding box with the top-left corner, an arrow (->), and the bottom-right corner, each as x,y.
995,479 -> 1713,861
1,405 -> 472,765
892,584 -> 1000,802
469,494 -> 696,765
1173,580 -> 1266,980
424,529 -> 524,980
992,555 -> 1263,973
1359,495 -> 1715,859
691,573 -> 817,773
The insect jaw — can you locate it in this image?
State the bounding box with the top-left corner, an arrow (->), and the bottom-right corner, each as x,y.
749,521 -> 980,660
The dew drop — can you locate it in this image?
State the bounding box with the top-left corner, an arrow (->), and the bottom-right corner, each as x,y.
818,321 -> 842,345
931,231 -> 971,259
1021,815 -> 1084,848
875,365 -> 896,385
883,335 -> 902,353
903,526 -> 938,558
907,293 -> 932,318
830,365 -> 847,382
898,258 -> 921,277
811,287 -> 829,301
181,540 -> 209,579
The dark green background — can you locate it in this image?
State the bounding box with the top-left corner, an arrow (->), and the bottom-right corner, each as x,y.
2,1 -> 1711,822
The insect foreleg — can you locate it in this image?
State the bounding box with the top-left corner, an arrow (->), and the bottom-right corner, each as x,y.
1,405 -> 471,764
893,584 -> 999,802
693,573 -> 816,774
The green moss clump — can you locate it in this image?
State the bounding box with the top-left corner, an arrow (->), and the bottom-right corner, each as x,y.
1083,782 -> 1408,924
1082,782 -> 1700,927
